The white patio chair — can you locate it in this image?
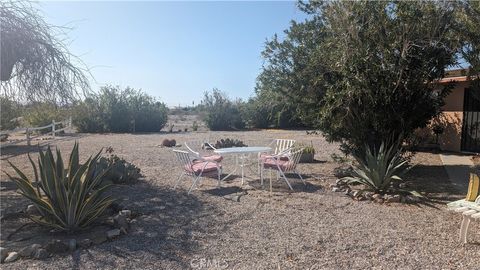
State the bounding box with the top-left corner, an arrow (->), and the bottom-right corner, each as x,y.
173,149 -> 222,194
268,139 -> 296,155
448,195 -> 480,244
185,139 -> 223,162
260,147 -> 305,191
258,139 -> 296,173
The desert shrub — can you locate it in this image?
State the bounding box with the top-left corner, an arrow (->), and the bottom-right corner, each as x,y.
0,97 -> 21,130
73,86 -> 168,133
214,138 -> 247,148
23,102 -> 67,133
97,147 -> 142,184
341,140 -> 419,197
192,121 -> 199,131
202,89 -> 245,131
72,98 -> 106,133
6,143 -> 114,232
161,139 -> 176,147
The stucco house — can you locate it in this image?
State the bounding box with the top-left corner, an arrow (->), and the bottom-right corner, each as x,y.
427,69 -> 480,153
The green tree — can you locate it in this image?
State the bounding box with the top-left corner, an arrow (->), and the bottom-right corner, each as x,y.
257,1 -> 478,153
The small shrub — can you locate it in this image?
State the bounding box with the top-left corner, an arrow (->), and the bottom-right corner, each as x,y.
0,97 -> 21,130
192,121 -> 199,131
214,138 -> 247,148
162,139 -> 176,147
97,147 -> 141,184
167,123 -> 174,133
6,143 -> 114,232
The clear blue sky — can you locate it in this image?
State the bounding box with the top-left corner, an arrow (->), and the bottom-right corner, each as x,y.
40,1 -> 307,107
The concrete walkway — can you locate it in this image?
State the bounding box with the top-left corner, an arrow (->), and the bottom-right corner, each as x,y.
439,153 -> 474,193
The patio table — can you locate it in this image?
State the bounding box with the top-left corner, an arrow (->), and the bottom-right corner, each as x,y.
214,146 -> 272,185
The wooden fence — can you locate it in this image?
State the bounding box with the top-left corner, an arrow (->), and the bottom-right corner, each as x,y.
0,117 -> 72,148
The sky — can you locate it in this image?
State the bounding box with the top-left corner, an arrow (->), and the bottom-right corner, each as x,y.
39,1 -> 307,107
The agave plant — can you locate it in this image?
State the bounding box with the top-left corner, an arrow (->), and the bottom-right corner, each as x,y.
5,142 -> 114,232
341,141 -> 414,194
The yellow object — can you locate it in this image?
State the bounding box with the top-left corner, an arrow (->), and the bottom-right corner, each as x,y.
466,173 -> 480,202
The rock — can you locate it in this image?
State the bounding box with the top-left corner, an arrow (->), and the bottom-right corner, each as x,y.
119,210 -> 132,217
19,243 -> 41,257
343,188 -> 351,196
374,198 -> 384,204
363,192 -> 374,199
243,184 -> 255,191
106,229 -> 121,239
372,194 -> 382,200
4,252 -> 19,263
33,249 -> 48,260
333,165 -> 354,178
45,239 -> 68,254
352,190 -> 361,198
399,182 -> 408,189
78,239 -> 92,248
68,239 -> 76,252
92,235 -> 107,245
407,195 -> 421,203
104,217 -> 115,226
223,193 -> 243,202
113,214 -> 129,230
332,187 -> 341,192
385,194 -> 401,203
26,205 -> 39,216
1,247 -> 8,263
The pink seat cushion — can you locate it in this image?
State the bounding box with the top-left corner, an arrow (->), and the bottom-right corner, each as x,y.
260,153 -> 289,161
185,161 -> 221,175
202,154 -> 223,162
263,159 -> 293,171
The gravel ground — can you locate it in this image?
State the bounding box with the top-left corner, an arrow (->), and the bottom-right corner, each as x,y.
1,130 -> 479,270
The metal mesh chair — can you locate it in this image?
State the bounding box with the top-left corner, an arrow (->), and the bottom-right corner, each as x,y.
173,149 -> 222,194
260,147 -> 305,191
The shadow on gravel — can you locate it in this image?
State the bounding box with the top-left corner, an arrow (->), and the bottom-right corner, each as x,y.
204,186 -> 243,196
408,164 -> 465,197
89,181 -> 220,269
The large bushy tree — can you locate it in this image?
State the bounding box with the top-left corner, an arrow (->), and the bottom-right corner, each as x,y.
257,0 -> 479,153
0,1 -> 89,104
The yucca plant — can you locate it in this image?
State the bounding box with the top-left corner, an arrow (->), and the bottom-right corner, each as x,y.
341,141 -> 415,195
5,142 -> 115,232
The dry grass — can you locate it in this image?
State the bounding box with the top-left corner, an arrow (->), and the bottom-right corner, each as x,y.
1,130 -> 478,269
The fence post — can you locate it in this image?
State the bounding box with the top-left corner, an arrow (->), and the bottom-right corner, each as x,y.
68,116 -> 72,130
26,128 -> 31,146
52,120 -> 56,139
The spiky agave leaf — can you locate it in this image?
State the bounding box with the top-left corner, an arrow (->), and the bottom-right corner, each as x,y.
342,140 -> 412,194
6,142 -> 114,232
